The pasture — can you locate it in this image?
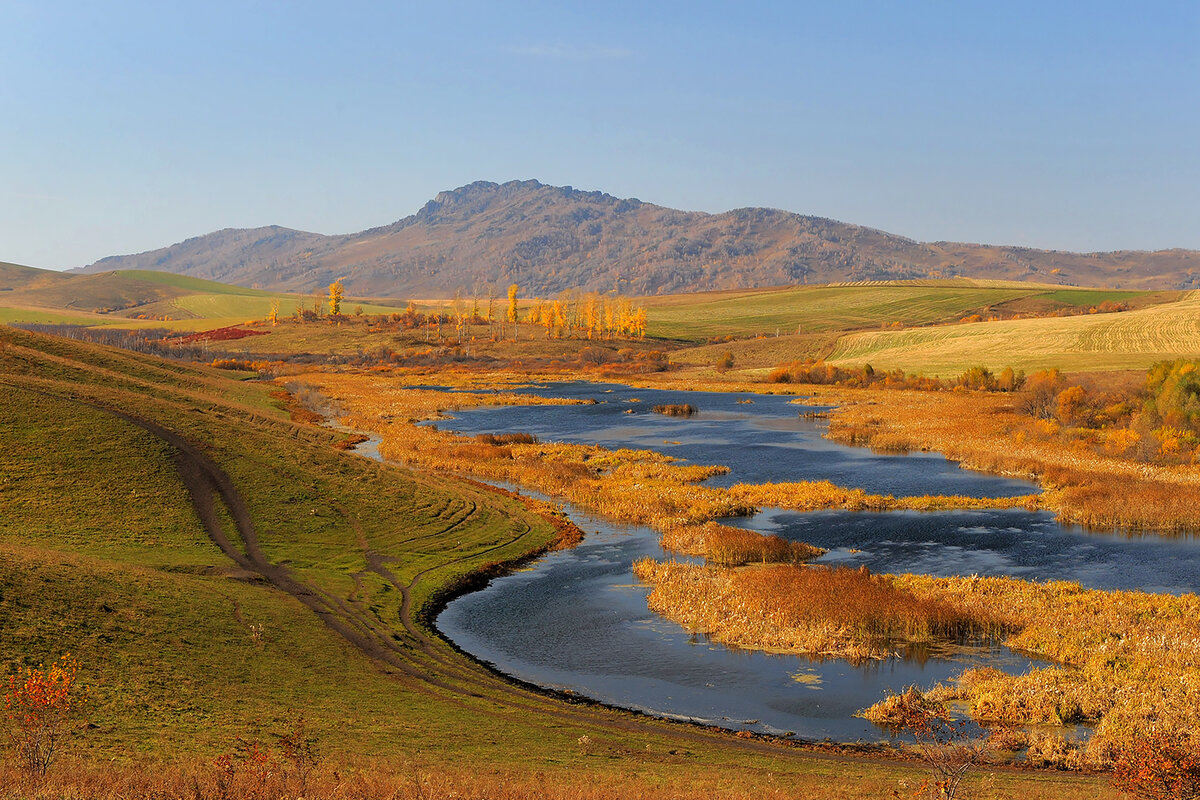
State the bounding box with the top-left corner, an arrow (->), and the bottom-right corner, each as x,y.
640,279 -> 1162,342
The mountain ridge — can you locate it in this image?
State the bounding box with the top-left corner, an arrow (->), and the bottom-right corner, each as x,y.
76,179 -> 1200,296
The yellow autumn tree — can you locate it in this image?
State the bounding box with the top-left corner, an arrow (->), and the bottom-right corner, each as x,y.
552,300 -> 566,337
632,307 -> 648,338
328,280 -> 345,316
507,283 -> 519,323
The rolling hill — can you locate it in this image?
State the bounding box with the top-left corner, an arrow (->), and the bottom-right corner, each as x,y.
3,265 -> 1187,374
0,267 -> 410,330
76,180 -> 1200,298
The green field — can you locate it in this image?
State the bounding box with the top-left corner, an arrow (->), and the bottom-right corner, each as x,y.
0,306 -> 122,326
641,279 -> 1160,342
0,325 -> 1112,797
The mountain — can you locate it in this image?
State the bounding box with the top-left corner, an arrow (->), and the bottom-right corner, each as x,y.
76,180 -> 1200,296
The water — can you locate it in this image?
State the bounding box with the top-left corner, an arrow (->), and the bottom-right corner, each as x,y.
389,380 -> 1200,740
439,505 -> 1039,741
731,508 -> 1200,595
424,381 -> 1035,497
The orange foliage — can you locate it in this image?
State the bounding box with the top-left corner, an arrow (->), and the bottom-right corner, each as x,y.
1112,732 -> 1200,800
4,655 -> 86,777
818,385 -> 1200,532
864,685 -> 991,800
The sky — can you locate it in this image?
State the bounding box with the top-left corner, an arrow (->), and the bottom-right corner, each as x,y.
2,1 -> 1197,270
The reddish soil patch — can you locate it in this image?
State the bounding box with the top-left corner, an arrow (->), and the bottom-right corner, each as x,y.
171,326 -> 270,344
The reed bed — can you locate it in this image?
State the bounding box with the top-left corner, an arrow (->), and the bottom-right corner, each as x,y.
636,555 -> 1200,768
727,481 -> 1041,513
660,521 -> 824,566
866,573 -> 1200,768
652,403 -> 697,417
291,372 -> 1020,533
808,386 -> 1200,532
632,560 -> 1004,662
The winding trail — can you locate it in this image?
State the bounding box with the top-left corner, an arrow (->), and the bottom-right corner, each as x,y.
93,398 -> 865,756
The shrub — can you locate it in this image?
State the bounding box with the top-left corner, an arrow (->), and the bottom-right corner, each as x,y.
1018,369 -> 1065,419
867,685 -> 991,800
4,655 -> 86,778
1112,732 -> 1200,800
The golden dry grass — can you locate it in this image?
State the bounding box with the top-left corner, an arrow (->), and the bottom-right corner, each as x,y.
0,758 -> 891,800
632,561 -> 1004,662
727,480 -> 1041,514
659,521 -> 824,566
826,291 -> 1200,375
875,574 -> 1200,770
808,385 -> 1200,532
0,754 -> 1114,800
291,371 -> 1031,533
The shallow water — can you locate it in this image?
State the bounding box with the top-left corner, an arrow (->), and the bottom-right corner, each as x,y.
730,508 -> 1200,595
397,380 -> 1200,740
439,505 -> 1040,741
426,381 -> 1036,497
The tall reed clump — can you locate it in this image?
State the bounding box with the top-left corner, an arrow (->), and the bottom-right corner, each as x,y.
632,560 -> 1006,662
659,521 -> 824,566
651,403 -> 697,417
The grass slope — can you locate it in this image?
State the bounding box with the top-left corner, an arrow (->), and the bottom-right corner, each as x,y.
827,290 -> 1200,375
0,267 -> 410,332
0,325 -> 1111,797
0,260 -> 67,289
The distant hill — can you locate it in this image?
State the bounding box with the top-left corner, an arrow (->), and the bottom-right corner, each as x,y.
76,180 -> 1200,296
0,260 -> 68,291
0,267 -> 411,330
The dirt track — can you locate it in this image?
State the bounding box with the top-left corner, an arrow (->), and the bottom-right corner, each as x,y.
71,397 -> 853,761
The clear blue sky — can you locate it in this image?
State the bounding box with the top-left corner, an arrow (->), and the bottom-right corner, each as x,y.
2,0 -> 1197,270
